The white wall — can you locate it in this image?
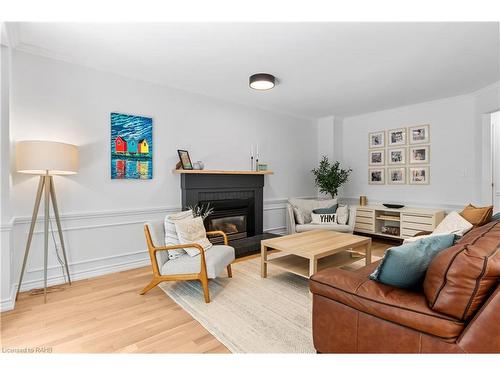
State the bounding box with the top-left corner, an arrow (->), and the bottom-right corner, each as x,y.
3,50 -> 318,310
340,94 -> 479,209
1,44 -> 14,310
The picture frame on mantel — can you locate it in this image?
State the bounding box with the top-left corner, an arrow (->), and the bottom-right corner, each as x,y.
177,149 -> 193,170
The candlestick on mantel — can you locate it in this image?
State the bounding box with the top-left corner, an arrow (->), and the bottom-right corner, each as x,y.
255,143 -> 259,170
250,144 -> 254,171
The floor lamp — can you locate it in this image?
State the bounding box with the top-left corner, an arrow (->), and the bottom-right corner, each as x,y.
15,140 -> 79,303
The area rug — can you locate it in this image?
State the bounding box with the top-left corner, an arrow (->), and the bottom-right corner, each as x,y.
159,256 -> 378,353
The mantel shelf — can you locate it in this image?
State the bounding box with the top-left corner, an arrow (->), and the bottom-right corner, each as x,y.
172,169 -> 274,175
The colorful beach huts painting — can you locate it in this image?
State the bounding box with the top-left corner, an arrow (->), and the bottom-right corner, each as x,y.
111,112 -> 153,179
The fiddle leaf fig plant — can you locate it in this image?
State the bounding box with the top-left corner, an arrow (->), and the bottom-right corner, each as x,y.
311,156 -> 352,198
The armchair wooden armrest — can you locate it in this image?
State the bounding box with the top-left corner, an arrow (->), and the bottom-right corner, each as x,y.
206,230 -> 228,245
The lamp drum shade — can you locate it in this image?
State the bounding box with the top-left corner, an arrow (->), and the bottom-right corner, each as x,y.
16,141 -> 79,175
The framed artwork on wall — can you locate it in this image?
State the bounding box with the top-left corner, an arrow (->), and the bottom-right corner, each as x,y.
111,112 -> 153,180
369,131 -> 385,148
388,147 -> 406,165
387,167 -> 406,184
409,145 -> 430,164
388,128 -> 407,146
368,168 -> 385,184
409,166 -> 430,185
409,124 -> 430,144
369,150 -> 385,166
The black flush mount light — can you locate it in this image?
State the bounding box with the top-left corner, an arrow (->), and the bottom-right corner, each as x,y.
249,73 -> 275,90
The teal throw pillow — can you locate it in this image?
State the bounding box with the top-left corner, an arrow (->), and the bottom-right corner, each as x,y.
312,204 -> 338,215
370,234 -> 456,289
492,212 -> 500,221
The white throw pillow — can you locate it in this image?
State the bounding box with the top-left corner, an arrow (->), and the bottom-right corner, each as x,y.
311,213 -> 337,225
336,205 -> 349,225
164,210 -> 193,259
292,205 -> 306,225
433,211 -> 473,236
175,216 -> 213,257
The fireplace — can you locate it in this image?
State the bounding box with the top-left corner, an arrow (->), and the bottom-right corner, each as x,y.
178,172 -> 278,257
202,198 -> 253,243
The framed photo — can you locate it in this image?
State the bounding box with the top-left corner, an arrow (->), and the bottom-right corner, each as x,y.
368,168 -> 385,185
409,145 -> 430,164
388,147 -> 406,165
369,131 -> 385,149
387,167 -> 406,184
369,150 -> 385,166
388,128 -> 407,146
111,112 -> 153,180
409,124 -> 430,144
177,149 -> 193,170
409,166 -> 430,185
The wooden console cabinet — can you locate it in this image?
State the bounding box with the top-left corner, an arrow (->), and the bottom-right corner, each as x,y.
355,205 -> 445,240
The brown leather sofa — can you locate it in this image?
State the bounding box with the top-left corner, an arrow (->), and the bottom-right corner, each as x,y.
309,220 -> 500,353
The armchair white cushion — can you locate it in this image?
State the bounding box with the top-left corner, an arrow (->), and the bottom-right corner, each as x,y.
162,245 -> 235,278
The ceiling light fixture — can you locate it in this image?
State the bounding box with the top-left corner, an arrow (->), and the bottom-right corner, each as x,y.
249,73 -> 275,90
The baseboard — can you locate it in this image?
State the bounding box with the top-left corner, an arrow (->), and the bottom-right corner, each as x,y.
0,285 -> 16,312
265,226 -> 287,235
15,256 -> 151,294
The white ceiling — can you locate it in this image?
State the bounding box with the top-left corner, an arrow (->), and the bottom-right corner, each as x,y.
8,22 -> 500,118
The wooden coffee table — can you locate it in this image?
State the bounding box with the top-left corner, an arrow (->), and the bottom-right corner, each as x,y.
261,230 -> 372,278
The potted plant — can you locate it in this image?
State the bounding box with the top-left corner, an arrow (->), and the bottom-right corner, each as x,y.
311,156 -> 352,198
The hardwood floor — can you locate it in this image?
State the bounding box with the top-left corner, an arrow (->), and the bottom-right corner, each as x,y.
1,239 -> 392,353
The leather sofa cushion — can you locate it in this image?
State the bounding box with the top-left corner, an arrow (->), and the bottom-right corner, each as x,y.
423,221 -> 500,320
310,267 -> 464,340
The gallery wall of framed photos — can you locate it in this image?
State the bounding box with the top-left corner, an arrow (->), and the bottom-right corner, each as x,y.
368,124 -> 430,185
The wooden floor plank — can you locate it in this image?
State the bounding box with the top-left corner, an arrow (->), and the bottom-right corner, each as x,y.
1,239 -> 392,353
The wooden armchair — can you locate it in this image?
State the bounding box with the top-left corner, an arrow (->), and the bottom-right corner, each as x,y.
141,221 -> 235,303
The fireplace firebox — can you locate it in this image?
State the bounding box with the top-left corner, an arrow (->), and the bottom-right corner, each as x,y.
202,198 -> 252,243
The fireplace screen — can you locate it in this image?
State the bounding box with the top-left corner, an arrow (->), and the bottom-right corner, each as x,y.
208,215 -> 247,241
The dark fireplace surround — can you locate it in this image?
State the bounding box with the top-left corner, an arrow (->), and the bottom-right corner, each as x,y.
180,173 -> 276,258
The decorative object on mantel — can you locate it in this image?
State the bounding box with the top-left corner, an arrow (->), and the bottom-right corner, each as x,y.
177,149 -> 193,170
257,162 -> 268,171
111,112 -> 152,179
15,140 -> 79,303
311,156 -> 352,198
192,160 -> 205,170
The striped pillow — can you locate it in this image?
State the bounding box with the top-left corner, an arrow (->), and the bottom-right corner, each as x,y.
164,210 -> 193,260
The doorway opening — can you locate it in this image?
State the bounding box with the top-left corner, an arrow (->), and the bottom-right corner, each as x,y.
491,111 -> 500,212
